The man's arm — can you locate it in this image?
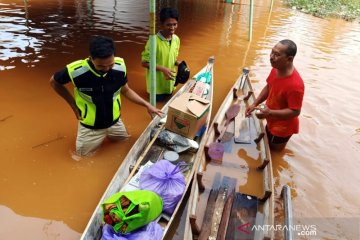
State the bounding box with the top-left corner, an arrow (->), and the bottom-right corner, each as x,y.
255,106 -> 300,120
257,83 -> 303,119
120,83 -> 163,117
49,76 -> 81,120
245,84 -> 269,116
269,108 -> 300,119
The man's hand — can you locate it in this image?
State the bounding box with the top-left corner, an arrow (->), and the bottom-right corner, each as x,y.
121,83 -> 165,119
245,103 -> 256,117
146,104 -> 164,118
71,104 -> 83,120
255,104 -> 271,119
161,67 -> 176,80
50,76 -> 82,121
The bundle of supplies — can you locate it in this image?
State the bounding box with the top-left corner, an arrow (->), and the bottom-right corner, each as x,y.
102,190 -> 163,234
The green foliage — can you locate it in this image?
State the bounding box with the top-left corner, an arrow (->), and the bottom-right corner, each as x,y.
286,0 -> 360,21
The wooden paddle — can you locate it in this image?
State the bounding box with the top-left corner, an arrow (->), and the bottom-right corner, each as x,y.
208,103 -> 241,163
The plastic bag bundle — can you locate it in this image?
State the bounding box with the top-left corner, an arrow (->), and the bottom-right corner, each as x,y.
102,190 -> 163,234
196,72 -> 212,95
102,222 -> 163,240
139,160 -> 187,214
155,129 -> 199,153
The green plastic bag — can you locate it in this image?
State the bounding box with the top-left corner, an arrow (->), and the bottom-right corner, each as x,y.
102,190 -> 163,234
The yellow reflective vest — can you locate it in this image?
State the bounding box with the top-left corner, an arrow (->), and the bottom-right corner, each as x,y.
67,57 -> 127,129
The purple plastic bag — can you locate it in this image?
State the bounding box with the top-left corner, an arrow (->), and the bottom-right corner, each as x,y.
102,222 -> 163,240
139,160 -> 187,214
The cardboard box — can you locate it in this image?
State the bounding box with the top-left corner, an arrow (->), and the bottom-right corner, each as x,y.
165,92 -> 210,139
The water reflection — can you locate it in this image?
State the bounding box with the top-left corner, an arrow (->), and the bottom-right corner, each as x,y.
0,0 -> 156,71
0,2 -> 43,69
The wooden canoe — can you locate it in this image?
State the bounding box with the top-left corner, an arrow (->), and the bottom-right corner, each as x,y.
80,57 -> 215,240
186,68 -> 274,240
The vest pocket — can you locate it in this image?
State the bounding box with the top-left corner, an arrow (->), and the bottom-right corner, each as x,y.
117,99 -> 121,110
83,104 -> 88,119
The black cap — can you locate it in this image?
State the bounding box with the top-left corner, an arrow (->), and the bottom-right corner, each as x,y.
174,61 -> 190,86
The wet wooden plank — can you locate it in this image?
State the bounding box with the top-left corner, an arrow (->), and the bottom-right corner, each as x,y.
198,189 -> 219,240
208,184 -> 228,238
225,193 -> 258,239
198,173 -> 221,240
208,177 -> 237,239
199,176 -> 237,240
209,176 -> 236,239
221,119 -> 235,143
234,115 -> 251,144
216,189 -> 235,240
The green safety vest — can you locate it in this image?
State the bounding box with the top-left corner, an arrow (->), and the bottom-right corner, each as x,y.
67,57 -> 127,129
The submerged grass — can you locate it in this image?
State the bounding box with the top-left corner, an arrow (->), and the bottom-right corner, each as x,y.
286,0 -> 360,22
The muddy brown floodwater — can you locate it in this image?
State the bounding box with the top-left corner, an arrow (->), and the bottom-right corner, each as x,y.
1,0 -> 359,239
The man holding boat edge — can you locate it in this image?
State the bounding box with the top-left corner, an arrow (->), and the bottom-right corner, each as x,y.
245,39 -> 304,151
50,35 -> 163,156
